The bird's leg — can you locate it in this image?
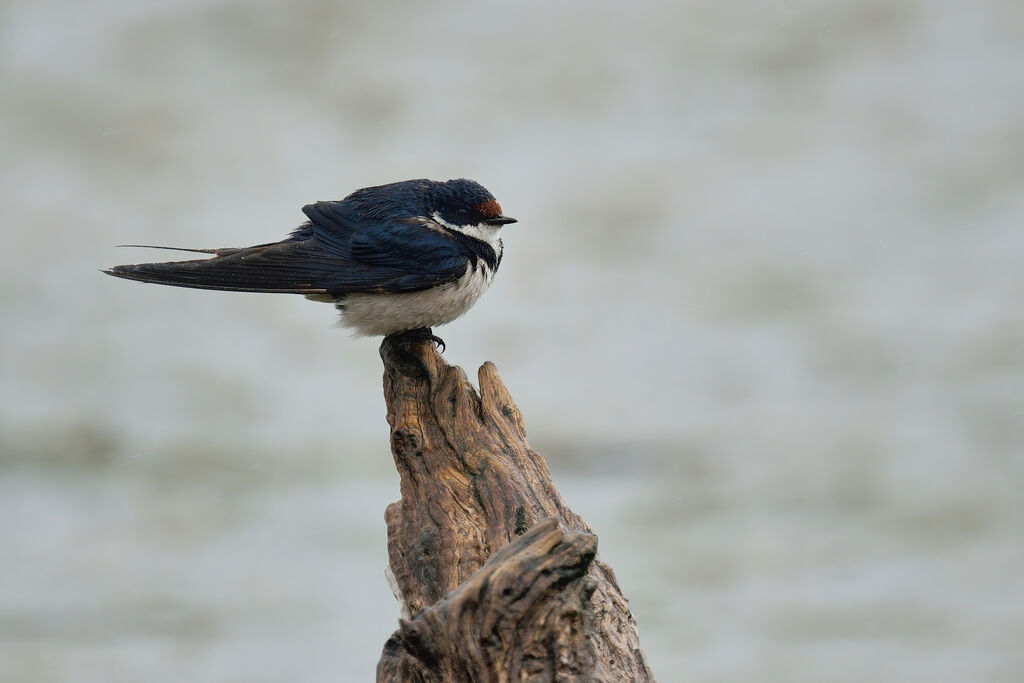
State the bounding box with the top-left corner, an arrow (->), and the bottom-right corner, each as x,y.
395,327 -> 446,353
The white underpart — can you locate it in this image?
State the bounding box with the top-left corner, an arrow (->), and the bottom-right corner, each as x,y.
335,215 -> 504,336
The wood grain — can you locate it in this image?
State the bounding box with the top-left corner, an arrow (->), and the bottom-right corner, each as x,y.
376,336 -> 653,682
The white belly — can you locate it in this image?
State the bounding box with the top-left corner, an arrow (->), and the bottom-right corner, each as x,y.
335,263 -> 496,336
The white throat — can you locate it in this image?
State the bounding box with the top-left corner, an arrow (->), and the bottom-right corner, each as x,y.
432,212 -> 504,252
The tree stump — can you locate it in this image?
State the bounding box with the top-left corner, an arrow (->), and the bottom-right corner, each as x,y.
375,337 -> 654,682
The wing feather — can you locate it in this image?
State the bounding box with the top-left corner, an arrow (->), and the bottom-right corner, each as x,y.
105,207 -> 471,296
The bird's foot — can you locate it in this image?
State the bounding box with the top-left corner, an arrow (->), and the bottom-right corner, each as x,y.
393,327 -> 446,353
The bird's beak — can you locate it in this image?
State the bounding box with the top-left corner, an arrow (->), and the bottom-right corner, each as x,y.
484,215 -> 517,226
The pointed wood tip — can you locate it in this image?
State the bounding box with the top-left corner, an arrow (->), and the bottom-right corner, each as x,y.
478,361 -> 527,437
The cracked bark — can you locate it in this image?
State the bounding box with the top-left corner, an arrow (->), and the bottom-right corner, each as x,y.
375,337 -> 654,682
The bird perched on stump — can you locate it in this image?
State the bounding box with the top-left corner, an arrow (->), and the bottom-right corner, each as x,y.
104,178 -> 516,350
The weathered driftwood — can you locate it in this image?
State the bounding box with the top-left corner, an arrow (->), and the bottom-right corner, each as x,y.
378,518 -> 599,680
376,337 -> 653,682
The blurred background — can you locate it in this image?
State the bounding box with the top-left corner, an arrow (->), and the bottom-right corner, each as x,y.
2,0 -> 1023,680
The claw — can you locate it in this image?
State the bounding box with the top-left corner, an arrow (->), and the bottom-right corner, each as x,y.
392,327 -> 446,352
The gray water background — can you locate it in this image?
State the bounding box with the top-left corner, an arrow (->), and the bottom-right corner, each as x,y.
2,0 -> 1023,680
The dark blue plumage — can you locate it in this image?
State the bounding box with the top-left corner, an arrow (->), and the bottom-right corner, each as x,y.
104,178 -> 516,338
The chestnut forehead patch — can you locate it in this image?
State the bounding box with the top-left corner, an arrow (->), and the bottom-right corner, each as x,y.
474,198 -> 502,219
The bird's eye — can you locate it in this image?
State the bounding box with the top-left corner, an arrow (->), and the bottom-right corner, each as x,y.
457,208 -> 468,216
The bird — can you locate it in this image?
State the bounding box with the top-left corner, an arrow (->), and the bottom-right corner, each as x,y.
103,178 -> 516,350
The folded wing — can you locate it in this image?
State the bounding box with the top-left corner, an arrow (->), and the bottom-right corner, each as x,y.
104,204 -> 470,296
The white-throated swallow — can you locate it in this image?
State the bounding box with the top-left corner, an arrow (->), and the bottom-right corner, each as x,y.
104,178 -> 516,349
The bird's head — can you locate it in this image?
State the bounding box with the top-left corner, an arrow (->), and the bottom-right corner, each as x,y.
428,179 -> 517,233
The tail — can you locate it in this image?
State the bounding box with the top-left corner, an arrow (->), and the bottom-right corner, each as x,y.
103,243 -> 332,295
114,244 -> 222,255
